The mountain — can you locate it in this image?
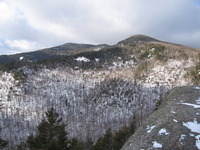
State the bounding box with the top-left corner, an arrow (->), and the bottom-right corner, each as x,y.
117,34 -> 159,45
122,86 -> 200,150
0,43 -> 108,64
0,35 -> 199,149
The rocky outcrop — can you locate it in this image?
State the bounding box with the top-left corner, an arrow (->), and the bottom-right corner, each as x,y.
121,86 -> 200,150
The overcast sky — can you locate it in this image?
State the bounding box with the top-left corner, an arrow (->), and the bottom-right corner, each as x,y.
0,0 -> 200,55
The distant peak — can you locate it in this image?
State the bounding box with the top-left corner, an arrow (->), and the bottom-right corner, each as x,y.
130,34 -> 157,39
118,34 -> 159,45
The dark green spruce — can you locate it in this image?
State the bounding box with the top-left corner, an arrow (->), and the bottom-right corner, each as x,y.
19,108 -> 69,150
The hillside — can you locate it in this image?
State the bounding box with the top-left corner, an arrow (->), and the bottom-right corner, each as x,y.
0,35 -> 200,149
122,86 -> 200,150
0,43 -> 108,64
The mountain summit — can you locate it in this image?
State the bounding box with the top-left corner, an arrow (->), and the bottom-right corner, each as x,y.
117,34 -> 159,45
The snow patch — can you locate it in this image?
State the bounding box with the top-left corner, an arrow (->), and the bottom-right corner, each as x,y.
152,141 -> 162,148
195,135 -> 200,149
179,102 -> 200,108
173,119 -> 178,123
190,133 -> 195,136
171,111 -> 176,114
158,128 -> 169,135
20,57 -> 24,60
179,134 -> 186,145
194,87 -> 200,90
148,54 -> 151,58
183,118 -> 200,149
183,118 -> 200,133
75,57 -> 90,62
147,125 -> 156,133
150,48 -> 155,52
95,58 -> 100,62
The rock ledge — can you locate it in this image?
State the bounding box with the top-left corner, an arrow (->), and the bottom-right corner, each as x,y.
122,86 -> 200,150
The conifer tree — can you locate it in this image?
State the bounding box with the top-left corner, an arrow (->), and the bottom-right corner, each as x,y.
92,128 -> 113,150
69,138 -> 84,150
26,107 -> 69,150
112,127 -> 130,150
0,138 -> 8,149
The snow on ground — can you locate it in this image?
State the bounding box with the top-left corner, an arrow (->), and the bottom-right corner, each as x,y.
179,134 -> 186,145
178,96 -> 200,108
75,56 -> 90,62
95,58 -> 100,62
158,128 -> 169,135
147,125 -> 156,133
20,57 -> 24,60
190,133 -> 195,136
171,111 -> 176,114
195,135 -> 200,149
173,119 -> 178,123
152,141 -> 162,148
183,118 -> 200,133
179,102 -> 200,108
183,118 -> 200,149
194,87 -> 200,90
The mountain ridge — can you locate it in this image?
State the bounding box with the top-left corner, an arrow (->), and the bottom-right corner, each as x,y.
0,43 -> 109,64
0,34 -> 199,65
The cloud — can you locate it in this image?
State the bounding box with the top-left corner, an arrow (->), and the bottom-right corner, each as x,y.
0,0 -> 200,55
0,2 -> 14,23
5,40 -> 40,52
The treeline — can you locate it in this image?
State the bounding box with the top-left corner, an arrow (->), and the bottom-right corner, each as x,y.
16,108 -> 135,150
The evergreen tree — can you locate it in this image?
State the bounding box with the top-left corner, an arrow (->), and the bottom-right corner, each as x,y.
92,128 -> 113,150
26,107 -> 69,150
0,138 -> 8,149
112,127 -> 130,150
92,116 -> 136,150
69,138 -> 84,150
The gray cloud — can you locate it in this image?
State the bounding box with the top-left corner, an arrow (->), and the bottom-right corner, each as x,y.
0,0 -> 200,54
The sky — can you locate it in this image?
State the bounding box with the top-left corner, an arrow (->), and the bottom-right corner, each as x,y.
0,0 -> 200,55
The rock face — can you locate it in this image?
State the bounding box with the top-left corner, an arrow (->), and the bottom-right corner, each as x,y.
121,86 -> 200,150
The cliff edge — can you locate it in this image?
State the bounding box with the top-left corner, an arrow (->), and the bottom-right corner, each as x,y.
121,86 -> 200,150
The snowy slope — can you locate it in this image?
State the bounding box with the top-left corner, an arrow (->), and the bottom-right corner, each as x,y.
0,57 -> 195,148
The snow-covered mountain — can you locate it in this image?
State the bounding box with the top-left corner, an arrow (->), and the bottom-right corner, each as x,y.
0,35 -> 199,149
